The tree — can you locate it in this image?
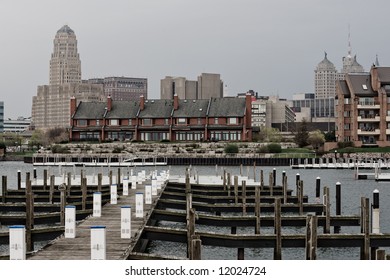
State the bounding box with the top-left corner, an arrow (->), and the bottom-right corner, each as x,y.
258,127 -> 282,143
324,130 -> 336,142
29,129 -> 45,149
307,130 -> 325,150
294,119 -> 309,148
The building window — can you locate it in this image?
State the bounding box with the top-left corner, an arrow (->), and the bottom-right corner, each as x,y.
165,118 -> 169,125
78,120 -> 87,126
228,117 -> 237,125
128,119 -> 132,125
109,119 -> 118,126
96,120 -> 100,126
142,119 -> 152,126
197,118 -> 202,125
214,117 -> 219,124
177,118 -> 186,125
344,111 -> 350,117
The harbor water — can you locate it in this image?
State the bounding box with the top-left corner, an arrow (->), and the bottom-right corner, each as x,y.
1,161 -> 390,259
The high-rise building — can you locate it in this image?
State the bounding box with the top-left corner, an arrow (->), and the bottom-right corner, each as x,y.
314,52 -> 339,99
49,25 -> 81,86
161,73 -> 223,100
88,77 -> 148,101
32,25 -> 104,130
0,101 -> 4,133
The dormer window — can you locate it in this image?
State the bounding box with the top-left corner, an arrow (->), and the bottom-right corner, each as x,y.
362,84 -> 368,90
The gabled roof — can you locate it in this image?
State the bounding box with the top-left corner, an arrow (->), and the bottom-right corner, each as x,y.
208,97 -> 246,117
347,73 -> 374,96
173,99 -> 209,118
376,67 -> 390,84
138,99 -> 173,118
336,80 -> 351,98
106,101 -> 139,119
73,102 -> 106,119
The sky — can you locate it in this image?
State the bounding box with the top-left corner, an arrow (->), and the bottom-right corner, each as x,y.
1,0 -> 390,119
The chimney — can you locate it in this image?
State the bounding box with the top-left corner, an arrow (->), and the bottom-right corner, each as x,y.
107,95 -> 112,111
173,94 -> 179,110
70,96 -> 77,118
140,95 -> 145,110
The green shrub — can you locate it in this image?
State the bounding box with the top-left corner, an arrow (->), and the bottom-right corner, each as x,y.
337,141 -> 354,149
51,145 -> 70,154
267,143 -> 282,153
224,144 -> 239,154
257,145 -> 269,153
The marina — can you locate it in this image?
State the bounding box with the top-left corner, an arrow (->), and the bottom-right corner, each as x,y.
1,162 -> 390,260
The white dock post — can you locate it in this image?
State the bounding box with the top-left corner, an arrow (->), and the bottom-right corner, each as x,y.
123,177 -> 129,196
9,225 -> 26,260
65,205 -> 76,238
93,192 -> 102,217
110,184 -> 118,204
372,189 -> 380,234
145,185 -> 152,204
91,226 -> 106,260
136,192 -> 144,218
131,175 -> 137,189
121,206 -> 131,239
152,178 -> 158,195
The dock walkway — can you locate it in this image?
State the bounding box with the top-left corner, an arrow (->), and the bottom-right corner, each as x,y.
28,183 -> 162,260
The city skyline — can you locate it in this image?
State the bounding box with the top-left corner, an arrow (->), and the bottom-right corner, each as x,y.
1,0 -> 390,119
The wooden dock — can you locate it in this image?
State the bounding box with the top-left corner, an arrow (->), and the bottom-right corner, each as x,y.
27,181 -> 164,260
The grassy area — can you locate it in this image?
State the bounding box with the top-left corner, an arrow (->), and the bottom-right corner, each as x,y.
332,147 -> 390,153
282,148 -> 314,153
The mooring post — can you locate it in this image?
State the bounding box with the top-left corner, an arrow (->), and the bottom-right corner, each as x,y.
223,169 -> 226,191
274,198 -> 282,260
33,168 -> 37,180
253,161 -> 256,182
237,248 -> 245,260
190,234 -> 202,260
2,176 -> 7,203
234,176 -> 238,205
227,173 -> 231,197
273,168 -> 276,187
298,180 -> 304,215
323,186 -> 330,234
334,182 -> 341,233
240,164 -> 243,176
360,197 -> 370,260
255,186 -> 261,234
295,173 -> 300,197
315,177 -> 321,204
98,173 -> 102,192
269,172 -> 273,196
281,170 -> 286,188
59,183 -> 66,226
187,208 -> 196,259
49,175 -> 54,204
109,170 -> 112,186
17,170 -> 21,190
372,189 -> 380,234
260,170 -> 264,190
305,214 -> 318,260
67,172 -> 72,197
82,177 -> 87,211
117,168 -> 121,186
25,177 -> 34,252
242,180 -> 246,215
283,175 -> 288,204
43,169 -> 48,190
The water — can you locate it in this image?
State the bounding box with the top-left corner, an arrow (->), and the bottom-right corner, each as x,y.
1,161 -> 390,259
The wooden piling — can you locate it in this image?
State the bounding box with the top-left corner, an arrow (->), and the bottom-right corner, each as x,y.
25,178 -> 34,252
334,182 -> 341,233
234,176 -> 238,205
274,198 -> 282,260
269,172 -> 273,196
240,164 -> 243,176
67,172 -> 72,197
323,186 -> 330,234
43,169 -> 48,190
253,162 -> 256,182
117,168 -> 121,186
272,168 -> 276,187
49,175 -> 54,204
360,197 -> 370,260
59,183 -> 66,226
237,248 -> 245,260
260,170 -> 264,190
376,249 -> 386,260
1,176 -> 7,203
17,170 -> 21,190
223,169 -> 226,191
190,234 -> 202,260
82,177 -> 87,211
227,173 -> 231,197
98,173 -> 102,192
242,180 -> 246,215
298,180 -> 304,215
305,214 -> 318,260
187,208 -> 196,259
255,186 -> 261,234
283,175 -> 287,204
109,170 -> 113,186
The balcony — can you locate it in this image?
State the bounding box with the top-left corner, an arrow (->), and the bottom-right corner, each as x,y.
357,115 -> 380,122
357,102 -> 380,109
357,129 -> 380,135
386,116 -> 390,122
386,129 -> 390,135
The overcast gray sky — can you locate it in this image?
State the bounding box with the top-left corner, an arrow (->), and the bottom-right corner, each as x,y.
1,0 -> 389,119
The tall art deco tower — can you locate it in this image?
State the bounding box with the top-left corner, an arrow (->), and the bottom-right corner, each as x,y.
49,25 -> 81,85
